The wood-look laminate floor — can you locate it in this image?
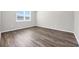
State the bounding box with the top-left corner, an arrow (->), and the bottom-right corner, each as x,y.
1,26 -> 78,47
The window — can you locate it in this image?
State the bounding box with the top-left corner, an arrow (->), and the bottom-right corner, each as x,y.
16,11 -> 31,22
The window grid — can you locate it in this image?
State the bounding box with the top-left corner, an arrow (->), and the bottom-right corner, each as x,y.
16,11 -> 31,22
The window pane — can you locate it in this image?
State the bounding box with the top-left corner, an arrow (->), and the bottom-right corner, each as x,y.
25,17 -> 30,20
25,11 -> 31,17
17,16 -> 24,20
16,11 -> 24,20
25,11 -> 31,20
16,11 -> 24,16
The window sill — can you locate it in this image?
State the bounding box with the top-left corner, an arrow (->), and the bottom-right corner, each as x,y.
16,20 -> 31,22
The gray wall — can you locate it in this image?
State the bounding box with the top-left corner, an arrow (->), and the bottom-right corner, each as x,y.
2,11 -> 36,32
0,11 -> 1,39
37,11 -> 74,33
74,11 -> 79,44
0,12 -> 1,31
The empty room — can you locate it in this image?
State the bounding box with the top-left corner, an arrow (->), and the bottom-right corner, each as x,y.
0,11 -> 79,47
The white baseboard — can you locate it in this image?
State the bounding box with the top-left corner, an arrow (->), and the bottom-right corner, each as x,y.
37,26 -> 74,33
1,25 -> 35,33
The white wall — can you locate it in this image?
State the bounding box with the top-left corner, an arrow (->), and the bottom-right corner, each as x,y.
0,11 -> 1,39
37,11 -> 74,33
0,12 -> 1,31
74,11 -> 79,44
2,11 -> 36,32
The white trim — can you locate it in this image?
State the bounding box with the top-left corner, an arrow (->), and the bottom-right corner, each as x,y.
1,26 -> 35,33
37,25 -> 74,33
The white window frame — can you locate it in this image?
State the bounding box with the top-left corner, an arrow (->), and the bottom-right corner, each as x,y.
16,11 -> 31,22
